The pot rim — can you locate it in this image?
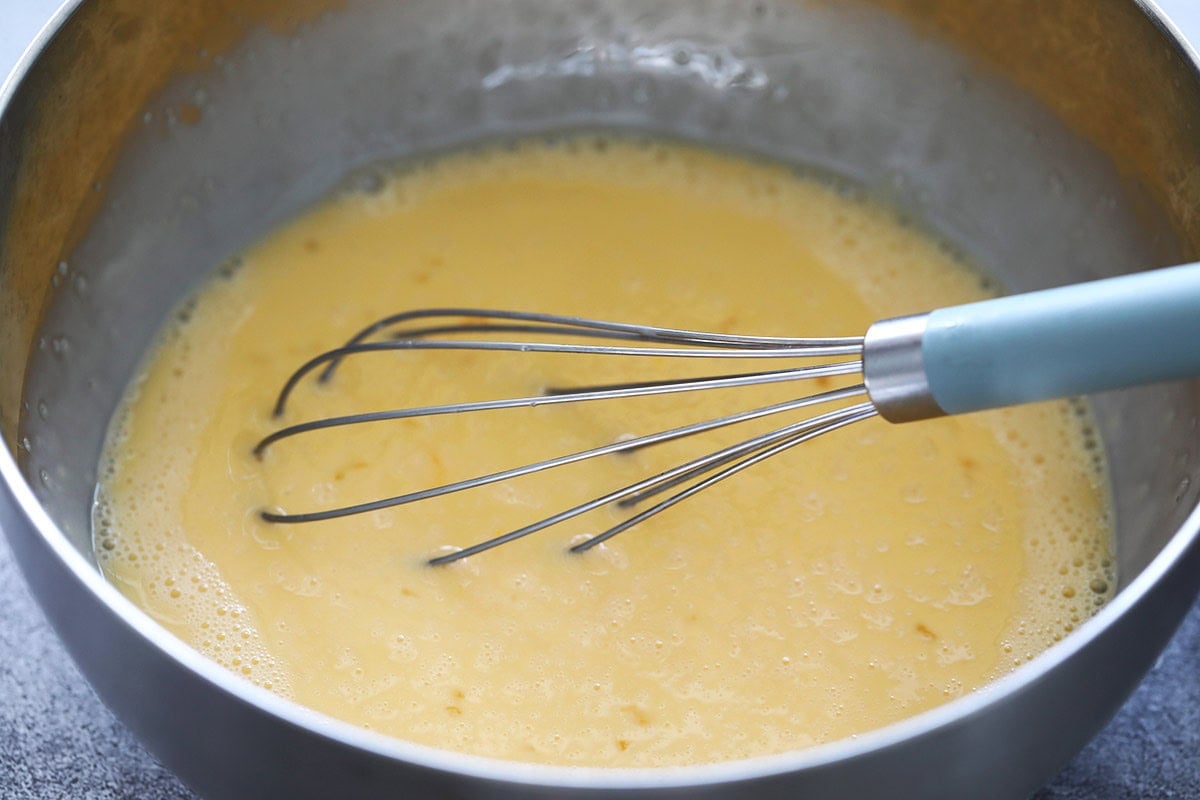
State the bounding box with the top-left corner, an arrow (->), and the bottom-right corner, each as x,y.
1,0 -> 1199,790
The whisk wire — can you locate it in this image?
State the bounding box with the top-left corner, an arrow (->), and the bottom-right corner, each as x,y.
259,308 -> 872,562
428,399 -> 876,566
256,361 -> 862,457
260,384 -> 868,525
567,402 -> 878,556
291,309 -> 862,411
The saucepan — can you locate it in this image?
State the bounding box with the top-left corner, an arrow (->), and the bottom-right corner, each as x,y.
1,0 -> 1198,797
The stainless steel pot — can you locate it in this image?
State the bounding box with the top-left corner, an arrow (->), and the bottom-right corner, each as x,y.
2,1 -> 1199,797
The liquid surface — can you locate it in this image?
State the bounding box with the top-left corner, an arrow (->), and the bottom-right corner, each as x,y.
95,138 -> 1113,767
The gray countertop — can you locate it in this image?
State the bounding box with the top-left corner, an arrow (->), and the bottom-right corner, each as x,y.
3,2 -> 1200,798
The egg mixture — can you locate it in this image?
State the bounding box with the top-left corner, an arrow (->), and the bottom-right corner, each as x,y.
94,138 -> 1113,766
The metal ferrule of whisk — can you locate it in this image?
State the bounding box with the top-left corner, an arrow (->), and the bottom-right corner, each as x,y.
254,263 -> 1200,565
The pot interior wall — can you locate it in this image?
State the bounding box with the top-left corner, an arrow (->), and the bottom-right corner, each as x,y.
5,0 -> 1200,594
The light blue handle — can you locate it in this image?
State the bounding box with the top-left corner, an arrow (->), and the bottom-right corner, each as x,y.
923,262 -> 1200,415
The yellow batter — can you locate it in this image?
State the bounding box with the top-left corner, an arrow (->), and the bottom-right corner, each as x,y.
94,137 -> 1113,766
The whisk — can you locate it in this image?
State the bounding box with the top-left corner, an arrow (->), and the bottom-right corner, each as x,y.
254,262 -> 1200,565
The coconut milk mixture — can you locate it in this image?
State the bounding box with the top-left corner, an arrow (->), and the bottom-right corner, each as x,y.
95,138 -> 1113,766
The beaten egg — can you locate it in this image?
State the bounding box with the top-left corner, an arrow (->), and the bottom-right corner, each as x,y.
94,137 -> 1113,766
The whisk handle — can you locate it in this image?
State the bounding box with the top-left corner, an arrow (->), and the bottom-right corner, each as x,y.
864,262 -> 1200,422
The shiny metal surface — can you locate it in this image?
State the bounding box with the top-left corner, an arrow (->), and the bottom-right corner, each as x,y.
1,1 -> 1199,798
863,312 -> 943,422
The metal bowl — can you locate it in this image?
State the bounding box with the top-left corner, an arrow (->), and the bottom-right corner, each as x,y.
2,1 -> 1199,797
